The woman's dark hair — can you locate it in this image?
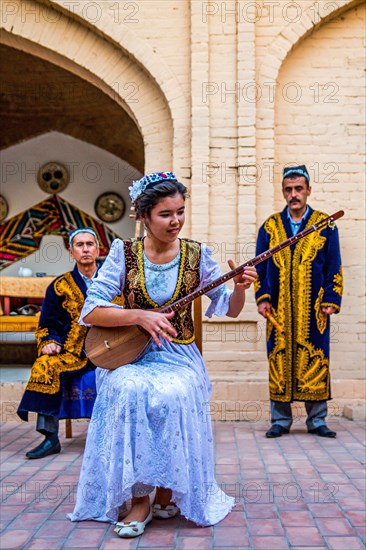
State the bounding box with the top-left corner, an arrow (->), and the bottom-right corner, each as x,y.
135,180 -> 188,219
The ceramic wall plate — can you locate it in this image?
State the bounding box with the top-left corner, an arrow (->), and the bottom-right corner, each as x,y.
37,162 -> 69,194
95,192 -> 125,222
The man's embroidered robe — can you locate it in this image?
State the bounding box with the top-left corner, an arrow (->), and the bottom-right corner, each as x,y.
255,207 -> 343,402
17,266 -> 96,420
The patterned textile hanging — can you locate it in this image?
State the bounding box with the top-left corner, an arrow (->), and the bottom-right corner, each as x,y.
0,195 -> 120,270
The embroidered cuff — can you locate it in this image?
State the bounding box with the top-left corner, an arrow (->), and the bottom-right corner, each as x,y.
321,302 -> 341,313
256,294 -> 271,306
37,339 -> 61,356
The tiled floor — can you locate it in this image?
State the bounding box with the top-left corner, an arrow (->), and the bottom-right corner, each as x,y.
0,418 -> 365,549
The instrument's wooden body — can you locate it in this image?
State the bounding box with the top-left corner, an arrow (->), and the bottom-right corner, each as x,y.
85,325 -> 150,369
85,210 -> 344,370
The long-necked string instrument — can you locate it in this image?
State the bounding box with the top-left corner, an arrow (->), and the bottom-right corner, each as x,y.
85,210 -> 344,369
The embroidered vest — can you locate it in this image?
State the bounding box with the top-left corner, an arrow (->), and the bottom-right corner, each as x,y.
123,238 -> 201,344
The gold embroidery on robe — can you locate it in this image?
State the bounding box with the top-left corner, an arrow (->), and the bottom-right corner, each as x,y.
333,267 -> 343,297
26,272 -> 88,394
315,288 -> 327,335
266,211 -> 333,402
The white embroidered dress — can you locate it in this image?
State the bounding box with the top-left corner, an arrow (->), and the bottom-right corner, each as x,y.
68,239 -> 235,526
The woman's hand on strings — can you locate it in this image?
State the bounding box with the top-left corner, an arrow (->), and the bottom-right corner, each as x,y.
228,260 -> 258,291
136,310 -> 176,346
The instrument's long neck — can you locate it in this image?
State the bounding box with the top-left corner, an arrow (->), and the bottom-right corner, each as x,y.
160,211 -> 343,314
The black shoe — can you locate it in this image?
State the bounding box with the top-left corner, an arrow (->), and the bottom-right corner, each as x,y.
26,437 -> 61,459
308,425 -> 336,438
265,425 -> 290,438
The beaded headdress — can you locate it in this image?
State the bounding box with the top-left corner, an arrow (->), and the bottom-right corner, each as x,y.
129,171 -> 177,203
68,227 -> 99,248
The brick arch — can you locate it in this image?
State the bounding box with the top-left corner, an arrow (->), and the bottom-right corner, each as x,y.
46,0 -> 189,120
0,0 -> 188,172
256,0 -> 362,220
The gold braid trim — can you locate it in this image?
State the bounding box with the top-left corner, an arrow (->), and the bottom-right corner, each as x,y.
55,273 -> 87,356
254,278 -> 261,293
161,239 -> 187,307
333,267 -> 343,297
137,240 -> 158,308
292,211 -> 330,400
266,214 -> 290,400
315,288 -> 327,335
35,327 -> 50,355
124,239 -> 199,344
256,293 -> 271,306
292,211 -> 327,343
322,302 -> 341,312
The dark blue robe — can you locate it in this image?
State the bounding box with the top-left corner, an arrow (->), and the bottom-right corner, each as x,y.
255,207 -> 343,402
17,266 -> 96,420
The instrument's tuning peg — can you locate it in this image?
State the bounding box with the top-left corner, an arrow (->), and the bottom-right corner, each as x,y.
129,204 -> 136,218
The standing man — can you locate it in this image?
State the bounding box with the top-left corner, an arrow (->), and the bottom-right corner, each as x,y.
18,228 -> 99,458
255,165 -> 343,438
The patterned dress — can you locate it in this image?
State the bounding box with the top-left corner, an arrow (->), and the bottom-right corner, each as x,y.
68,239 -> 235,526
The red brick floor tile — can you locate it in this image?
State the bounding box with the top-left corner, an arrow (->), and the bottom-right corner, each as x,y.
62,528 -> 106,547
0,530 -> 33,549
218,512 -> 246,527
316,517 -> 356,536
1,420 -> 365,550
138,528 -> 175,547
176,537 -> 212,549
248,518 -> 284,536
7,512 -> 50,529
214,526 -> 249,547
355,525 -> 366,541
345,510 -> 366,526
251,536 -> 289,549
245,504 -> 278,518
347,469 -> 366,479
0,504 -> 29,519
325,537 -> 365,549
320,473 -> 353,483
285,526 -> 324,546
216,463 -> 240,475
35,519 -> 75,538
338,496 -> 366,509
24,539 -> 64,549
178,523 -> 213,536
73,520 -> 110,530
279,510 -> 316,527
276,499 -> 309,511
307,503 -> 344,518
101,536 -> 138,549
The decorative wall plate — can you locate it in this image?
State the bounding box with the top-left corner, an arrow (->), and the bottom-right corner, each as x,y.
95,192 -> 125,222
0,195 -> 9,222
37,162 -> 69,194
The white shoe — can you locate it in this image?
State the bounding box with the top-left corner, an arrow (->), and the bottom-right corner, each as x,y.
114,508 -> 153,538
152,503 -> 179,519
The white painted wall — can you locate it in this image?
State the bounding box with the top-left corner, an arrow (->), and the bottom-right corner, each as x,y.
1,131 -> 142,276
